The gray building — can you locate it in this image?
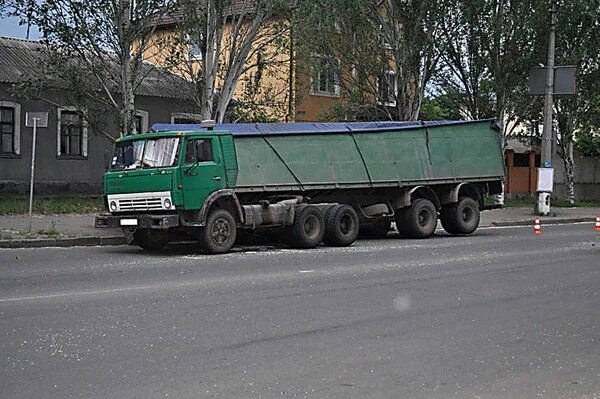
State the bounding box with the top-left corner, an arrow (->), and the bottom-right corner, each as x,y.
0,36 -> 199,195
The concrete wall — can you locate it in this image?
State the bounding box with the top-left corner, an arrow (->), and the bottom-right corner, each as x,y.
0,84 -> 196,195
552,155 -> 600,201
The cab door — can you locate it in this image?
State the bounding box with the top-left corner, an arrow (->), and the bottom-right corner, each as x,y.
180,137 -> 225,209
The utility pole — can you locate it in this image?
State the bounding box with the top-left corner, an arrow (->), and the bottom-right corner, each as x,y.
537,0 -> 557,215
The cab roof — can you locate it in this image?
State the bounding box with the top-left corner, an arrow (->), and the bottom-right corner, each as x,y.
115,129 -> 227,143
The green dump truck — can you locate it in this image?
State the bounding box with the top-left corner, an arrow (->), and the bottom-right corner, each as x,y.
96,120 -> 505,253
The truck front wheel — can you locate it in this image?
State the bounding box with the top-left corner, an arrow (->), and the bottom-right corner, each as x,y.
287,206 -> 325,249
323,204 -> 359,247
134,229 -> 170,251
395,198 -> 437,238
199,209 -> 237,254
440,197 -> 480,235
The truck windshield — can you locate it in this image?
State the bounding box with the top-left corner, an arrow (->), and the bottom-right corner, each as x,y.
110,137 -> 180,171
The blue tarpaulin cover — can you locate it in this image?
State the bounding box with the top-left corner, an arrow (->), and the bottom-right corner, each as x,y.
150,120 -> 495,136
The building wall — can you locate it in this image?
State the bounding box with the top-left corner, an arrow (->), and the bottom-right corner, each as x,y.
504,148 -> 600,201
0,84 -> 196,195
143,22 -> 345,123
143,23 -> 294,122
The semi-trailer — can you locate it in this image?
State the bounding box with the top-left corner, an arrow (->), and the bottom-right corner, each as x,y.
95,120 -> 505,254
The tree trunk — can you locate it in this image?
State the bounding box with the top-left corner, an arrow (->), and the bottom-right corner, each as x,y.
119,0 -> 135,136
563,114 -> 575,204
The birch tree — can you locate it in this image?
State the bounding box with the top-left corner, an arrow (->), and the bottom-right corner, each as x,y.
21,0 -> 176,136
554,0 -> 600,204
160,0 -> 290,123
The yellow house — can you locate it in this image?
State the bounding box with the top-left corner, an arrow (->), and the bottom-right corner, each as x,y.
141,6 -> 347,123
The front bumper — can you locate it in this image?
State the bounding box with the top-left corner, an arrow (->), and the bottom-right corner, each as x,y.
95,213 -> 179,229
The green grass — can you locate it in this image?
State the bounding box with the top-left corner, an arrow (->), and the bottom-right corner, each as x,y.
502,198 -> 600,208
0,197 -> 105,215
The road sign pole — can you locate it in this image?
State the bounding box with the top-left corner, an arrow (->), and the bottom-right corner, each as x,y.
28,117 -> 38,234
537,0 -> 557,216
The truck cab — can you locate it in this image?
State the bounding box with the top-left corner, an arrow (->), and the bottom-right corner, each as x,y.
96,129 -> 241,251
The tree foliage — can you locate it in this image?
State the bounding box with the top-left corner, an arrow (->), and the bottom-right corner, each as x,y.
11,0 -> 177,137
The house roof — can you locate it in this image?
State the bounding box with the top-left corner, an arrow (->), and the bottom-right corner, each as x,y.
150,0 -> 292,28
0,36 -> 193,100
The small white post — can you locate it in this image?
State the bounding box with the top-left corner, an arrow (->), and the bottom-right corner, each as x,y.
28,117 -> 38,234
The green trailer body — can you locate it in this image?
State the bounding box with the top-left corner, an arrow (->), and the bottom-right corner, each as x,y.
232,120 -> 504,193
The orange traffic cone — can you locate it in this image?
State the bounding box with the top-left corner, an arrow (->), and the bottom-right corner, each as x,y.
595,216 -> 600,231
533,218 -> 542,234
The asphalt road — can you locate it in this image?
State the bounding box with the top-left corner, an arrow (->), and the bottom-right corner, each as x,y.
1,223 -> 599,399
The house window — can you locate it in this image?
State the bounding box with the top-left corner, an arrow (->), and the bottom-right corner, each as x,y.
133,110 -> 148,134
0,102 -> 20,155
57,107 -> 88,157
171,113 -> 202,124
1,107 -> 15,154
189,42 -> 202,61
378,70 -> 397,106
310,56 -> 340,97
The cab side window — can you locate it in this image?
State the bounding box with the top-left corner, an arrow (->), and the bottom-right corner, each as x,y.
185,139 -> 214,163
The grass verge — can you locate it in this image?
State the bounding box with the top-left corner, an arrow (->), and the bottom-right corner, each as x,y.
0,197 -> 105,215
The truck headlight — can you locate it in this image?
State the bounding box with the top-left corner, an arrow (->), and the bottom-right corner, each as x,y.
110,201 -> 117,211
163,198 -> 172,209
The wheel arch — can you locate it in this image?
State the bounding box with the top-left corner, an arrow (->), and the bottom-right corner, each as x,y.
405,186 -> 441,210
198,189 -> 245,226
450,183 -> 483,209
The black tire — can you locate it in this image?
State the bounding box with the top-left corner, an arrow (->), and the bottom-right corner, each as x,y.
287,205 -> 325,248
323,204 -> 359,247
134,229 -> 170,251
359,218 -> 391,238
199,209 -> 237,254
440,197 -> 480,235
395,198 -> 437,238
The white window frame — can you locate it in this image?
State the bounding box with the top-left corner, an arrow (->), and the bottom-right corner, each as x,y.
0,101 -> 21,155
134,110 -> 149,134
377,70 -> 398,107
188,35 -> 203,61
310,55 -> 340,98
170,112 -> 203,124
57,106 -> 88,157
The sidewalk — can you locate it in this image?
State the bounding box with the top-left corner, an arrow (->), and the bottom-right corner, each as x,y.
1,207 -> 599,248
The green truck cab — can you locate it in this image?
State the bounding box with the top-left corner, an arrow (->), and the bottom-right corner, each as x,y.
96,120 -> 505,254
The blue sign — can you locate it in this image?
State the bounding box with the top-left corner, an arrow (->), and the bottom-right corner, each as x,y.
544,161 -> 552,168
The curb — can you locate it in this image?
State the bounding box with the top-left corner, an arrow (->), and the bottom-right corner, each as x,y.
0,218 -> 595,249
491,217 -> 594,227
0,236 -> 126,249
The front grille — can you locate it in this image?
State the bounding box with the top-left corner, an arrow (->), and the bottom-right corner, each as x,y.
118,198 -> 164,211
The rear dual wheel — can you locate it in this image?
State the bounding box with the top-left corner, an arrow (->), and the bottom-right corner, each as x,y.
395,198 -> 437,239
287,206 -> 325,249
440,197 -> 480,235
323,204 -> 359,247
